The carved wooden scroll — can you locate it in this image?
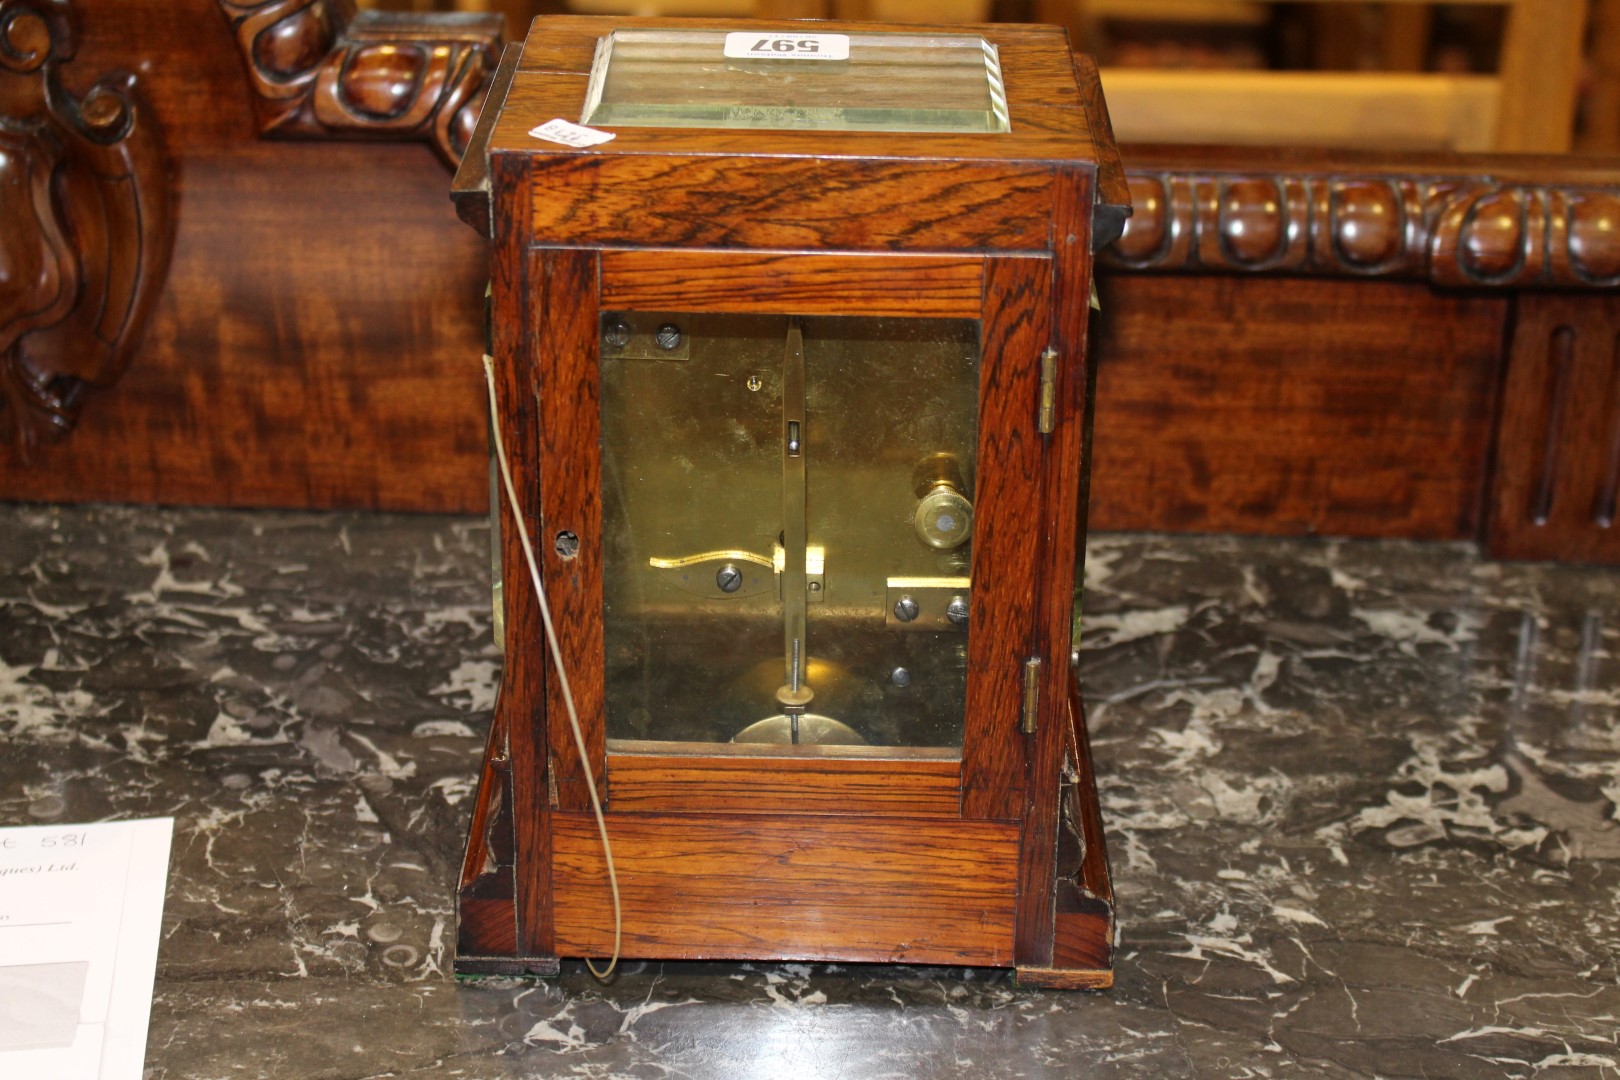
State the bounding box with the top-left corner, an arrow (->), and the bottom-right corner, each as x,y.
0,0 -> 174,454
215,0 -> 501,166
1106,169 -> 1620,289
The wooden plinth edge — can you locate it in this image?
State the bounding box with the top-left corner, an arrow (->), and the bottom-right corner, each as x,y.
453,955 -> 560,978
1016,964 -> 1114,990
1020,676 -> 1116,990
455,703 -> 526,965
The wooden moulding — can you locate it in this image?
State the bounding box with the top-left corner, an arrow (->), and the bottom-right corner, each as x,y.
213,0 -> 503,165
1105,146 -> 1620,289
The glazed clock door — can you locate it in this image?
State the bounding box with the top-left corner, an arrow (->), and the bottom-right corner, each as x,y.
529,250 -> 1052,821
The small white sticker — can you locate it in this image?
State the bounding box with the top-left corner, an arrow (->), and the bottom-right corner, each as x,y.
528,118 -> 616,148
723,31 -> 849,61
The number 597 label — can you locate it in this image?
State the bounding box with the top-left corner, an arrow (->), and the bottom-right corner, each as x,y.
723,32 -> 849,61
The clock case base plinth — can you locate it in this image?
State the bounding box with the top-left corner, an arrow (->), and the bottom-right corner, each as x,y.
453,676 -> 1115,987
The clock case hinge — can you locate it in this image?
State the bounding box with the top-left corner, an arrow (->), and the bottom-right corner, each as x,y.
1021,656 -> 1042,734
1037,347 -> 1059,434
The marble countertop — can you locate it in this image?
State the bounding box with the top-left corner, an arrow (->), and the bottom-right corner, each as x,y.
2,504 -> 1617,1079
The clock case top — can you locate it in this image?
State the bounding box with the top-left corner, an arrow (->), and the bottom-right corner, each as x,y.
451,15 -> 1129,988
452,15 -> 1132,251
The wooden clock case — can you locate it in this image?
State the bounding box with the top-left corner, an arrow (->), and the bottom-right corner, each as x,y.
449,14 -> 1130,989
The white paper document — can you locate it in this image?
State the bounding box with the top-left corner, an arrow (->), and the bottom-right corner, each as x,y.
0,818 -> 173,1080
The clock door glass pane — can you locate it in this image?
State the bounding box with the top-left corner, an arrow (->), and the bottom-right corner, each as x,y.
599,312 -> 979,755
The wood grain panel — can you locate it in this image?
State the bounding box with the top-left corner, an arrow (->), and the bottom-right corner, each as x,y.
600,252 -> 984,318
1017,168 -> 1095,968
0,149 -> 489,510
0,0 -> 490,510
605,752 -> 961,817
455,897 -> 518,960
490,158 -> 553,962
551,813 -> 1019,964
528,153 -> 1056,253
1087,274 -> 1509,539
534,247 -> 606,813
1487,293 -> 1620,564
961,256 -> 1051,822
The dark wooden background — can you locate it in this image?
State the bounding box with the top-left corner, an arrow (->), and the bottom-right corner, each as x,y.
3,0 -> 1617,564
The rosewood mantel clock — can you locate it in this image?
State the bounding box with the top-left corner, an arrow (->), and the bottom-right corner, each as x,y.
449,14 -> 1130,989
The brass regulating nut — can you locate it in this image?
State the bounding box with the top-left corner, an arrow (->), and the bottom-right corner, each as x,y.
913,486 -> 974,550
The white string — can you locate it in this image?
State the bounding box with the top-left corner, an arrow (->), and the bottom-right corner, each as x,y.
483,355 -> 622,981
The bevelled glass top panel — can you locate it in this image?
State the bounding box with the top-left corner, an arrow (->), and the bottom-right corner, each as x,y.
581,28 -> 1011,133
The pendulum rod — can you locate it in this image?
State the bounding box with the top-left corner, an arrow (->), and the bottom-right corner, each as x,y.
776,318 -> 813,741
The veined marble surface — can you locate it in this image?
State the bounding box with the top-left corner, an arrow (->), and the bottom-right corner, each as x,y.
1,505 -> 1617,1079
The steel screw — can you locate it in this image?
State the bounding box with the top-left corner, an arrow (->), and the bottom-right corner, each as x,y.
893,596 -> 920,623
655,323 -> 682,350
716,564 -> 743,593
946,596 -> 970,626
603,320 -> 632,349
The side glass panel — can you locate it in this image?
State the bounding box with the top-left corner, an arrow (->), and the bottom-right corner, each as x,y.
600,312 -> 980,755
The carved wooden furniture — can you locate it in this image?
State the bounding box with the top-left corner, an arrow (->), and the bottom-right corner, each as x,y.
449,15 -> 1127,984
0,0 -> 498,505
1098,145 -> 1620,565
0,1 -> 1615,567
215,0 -> 501,164
0,0 -> 173,455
